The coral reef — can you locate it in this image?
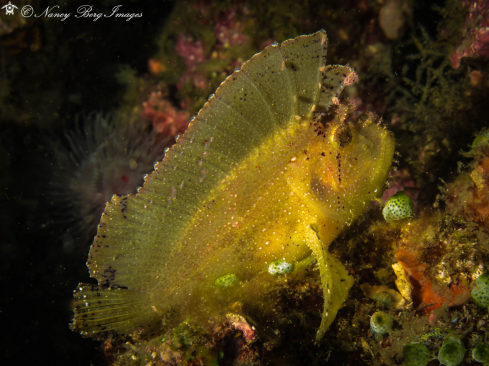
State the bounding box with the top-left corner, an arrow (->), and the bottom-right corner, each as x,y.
100,314 -> 258,366
141,90 -> 189,136
445,140 -> 489,232
3,0 -> 489,365
451,0 -> 489,68
324,138 -> 489,365
360,283 -> 406,308
352,0 -> 488,209
64,4 -> 489,355
390,24 -> 475,196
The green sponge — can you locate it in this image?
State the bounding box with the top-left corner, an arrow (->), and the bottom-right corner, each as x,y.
403,343 -> 430,366
472,130 -> 489,149
472,272 -> 489,308
383,191 -> 414,223
473,342 -> 489,363
476,272 -> 489,289
268,260 -> 294,275
472,288 -> 489,308
370,311 -> 393,334
438,337 -> 466,366
214,274 -> 240,288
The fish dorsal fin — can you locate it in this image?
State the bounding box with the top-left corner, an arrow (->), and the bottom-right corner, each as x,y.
280,31 -> 327,117
86,31 -> 334,291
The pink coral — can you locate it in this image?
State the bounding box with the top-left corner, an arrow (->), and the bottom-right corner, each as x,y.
174,5 -> 251,92
451,0 -> 489,68
214,9 -> 250,47
175,34 -> 208,90
382,169 -> 419,207
175,34 -> 205,71
176,72 -> 207,90
226,314 -> 256,342
344,71 -> 359,86
142,91 -> 189,137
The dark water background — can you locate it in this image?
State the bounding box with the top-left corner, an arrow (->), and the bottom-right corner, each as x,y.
1,1 -> 173,364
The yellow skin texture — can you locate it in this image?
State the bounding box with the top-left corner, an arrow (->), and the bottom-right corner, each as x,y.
71,31 -> 395,342
173,111 -> 395,340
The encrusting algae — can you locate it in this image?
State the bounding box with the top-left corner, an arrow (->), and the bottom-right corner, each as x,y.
71,30 -> 395,344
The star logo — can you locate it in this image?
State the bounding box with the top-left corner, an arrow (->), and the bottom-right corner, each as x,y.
1,1 -> 18,15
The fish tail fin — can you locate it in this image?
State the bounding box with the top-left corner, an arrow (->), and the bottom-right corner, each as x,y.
70,283 -> 160,339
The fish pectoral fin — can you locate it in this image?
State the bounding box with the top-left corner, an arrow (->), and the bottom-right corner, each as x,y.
308,225 -> 354,341
315,253 -> 354,341
71,283 -> 160,339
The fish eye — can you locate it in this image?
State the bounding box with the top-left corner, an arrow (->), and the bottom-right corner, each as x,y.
330,125 -> 352,149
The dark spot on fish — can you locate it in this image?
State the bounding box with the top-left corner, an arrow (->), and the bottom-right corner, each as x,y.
285,61 -> 298,72
101,266 -> 116,286
298,95 -> 313,104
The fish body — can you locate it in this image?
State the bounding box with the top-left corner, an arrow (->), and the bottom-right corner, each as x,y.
71,30 -> 395,341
